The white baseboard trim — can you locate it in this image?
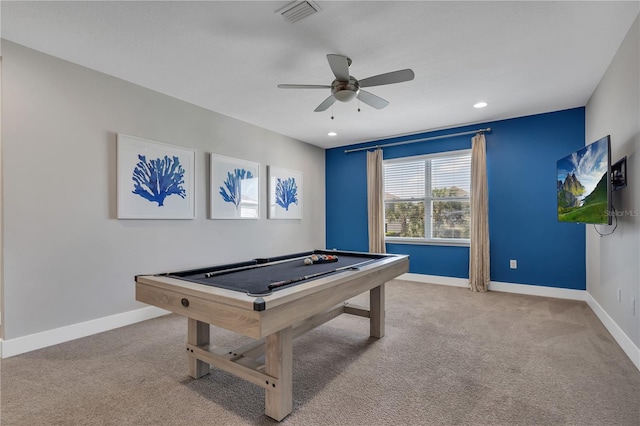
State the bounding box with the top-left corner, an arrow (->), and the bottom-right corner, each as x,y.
0,306 -> 169,359
398,273 -> 469,288
585,292 -> 640,371
397,273 -> 586,301
489,280 -> 586,301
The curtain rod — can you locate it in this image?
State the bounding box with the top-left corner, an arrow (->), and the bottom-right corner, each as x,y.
343,127 -> 492,153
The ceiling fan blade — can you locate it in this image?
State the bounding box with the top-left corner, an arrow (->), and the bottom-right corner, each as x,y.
357,90 -> 389,109
358,69 -> 415,88
314,95 -> 336,112
327,54 -> 350,81
278,84 -> 331,89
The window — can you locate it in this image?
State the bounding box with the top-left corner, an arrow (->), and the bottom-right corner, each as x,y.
383,150 -> 471,245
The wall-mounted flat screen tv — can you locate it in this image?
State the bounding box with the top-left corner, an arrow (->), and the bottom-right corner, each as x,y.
557,135 -> 611,225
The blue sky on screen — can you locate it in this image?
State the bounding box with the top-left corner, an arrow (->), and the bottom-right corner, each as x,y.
557,138 -> 608,195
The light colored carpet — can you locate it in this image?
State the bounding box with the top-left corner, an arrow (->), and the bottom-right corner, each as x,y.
1,280 -> 639,425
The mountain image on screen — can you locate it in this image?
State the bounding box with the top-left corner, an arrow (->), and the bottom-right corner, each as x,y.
556,137 -> 609,224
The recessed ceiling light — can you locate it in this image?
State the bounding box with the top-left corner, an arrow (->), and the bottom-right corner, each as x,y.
328,131 -> 337,136
474,102 -> 488,109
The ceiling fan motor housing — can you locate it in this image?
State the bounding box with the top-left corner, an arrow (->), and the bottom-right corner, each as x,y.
332,77 -> 359,102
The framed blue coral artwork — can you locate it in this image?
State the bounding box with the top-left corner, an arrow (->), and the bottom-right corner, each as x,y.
268,166 -> 303,219
117,134 -> 195,219
210,154 -> 260,219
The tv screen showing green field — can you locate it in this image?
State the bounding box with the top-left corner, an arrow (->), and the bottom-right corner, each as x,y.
557,136 -> 611,225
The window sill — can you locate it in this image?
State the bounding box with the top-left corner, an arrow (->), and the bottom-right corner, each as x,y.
385,238 -> 470,247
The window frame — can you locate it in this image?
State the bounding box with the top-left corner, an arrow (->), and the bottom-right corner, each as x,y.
383,149 -> 471,246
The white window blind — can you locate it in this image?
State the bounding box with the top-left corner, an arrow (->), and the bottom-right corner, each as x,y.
383,150 -> 471,244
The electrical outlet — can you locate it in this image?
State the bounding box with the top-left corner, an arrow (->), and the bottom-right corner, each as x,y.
618,288 -> 622,302
509,259 -> 517,269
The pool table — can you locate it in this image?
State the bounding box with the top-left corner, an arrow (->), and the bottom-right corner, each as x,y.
135,249 -> 409,421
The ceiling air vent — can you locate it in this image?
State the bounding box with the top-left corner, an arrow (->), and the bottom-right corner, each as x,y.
276,1 -> 322,23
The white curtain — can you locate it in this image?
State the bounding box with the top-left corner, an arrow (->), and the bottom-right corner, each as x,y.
367,148 -> 386,253
469,133 -> 490,292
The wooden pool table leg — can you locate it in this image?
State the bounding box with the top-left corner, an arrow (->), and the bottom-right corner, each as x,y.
187,318 -> 210,378
265,326 -> 293,421
370,283 -> 385,338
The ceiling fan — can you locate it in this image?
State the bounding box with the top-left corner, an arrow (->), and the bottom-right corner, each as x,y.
277,54 -> 415,112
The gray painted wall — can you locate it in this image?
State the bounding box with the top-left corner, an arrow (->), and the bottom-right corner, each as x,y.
1,41 -> 326,340
585,15 -> 639,347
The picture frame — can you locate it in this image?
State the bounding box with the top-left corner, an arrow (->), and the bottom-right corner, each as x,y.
210,154 -> 260,219
117,133 -> 195,219
268,166 -> 303,219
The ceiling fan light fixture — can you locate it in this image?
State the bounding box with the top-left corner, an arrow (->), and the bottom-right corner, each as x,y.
334,90 -> 357,102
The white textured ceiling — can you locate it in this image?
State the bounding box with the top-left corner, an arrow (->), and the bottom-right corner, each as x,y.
2,1 -> 638,149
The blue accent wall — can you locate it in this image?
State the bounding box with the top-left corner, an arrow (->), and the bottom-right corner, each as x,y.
326,108 -> 586,290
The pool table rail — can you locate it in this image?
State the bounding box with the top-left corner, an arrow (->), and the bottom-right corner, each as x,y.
136,252 -> 408,340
